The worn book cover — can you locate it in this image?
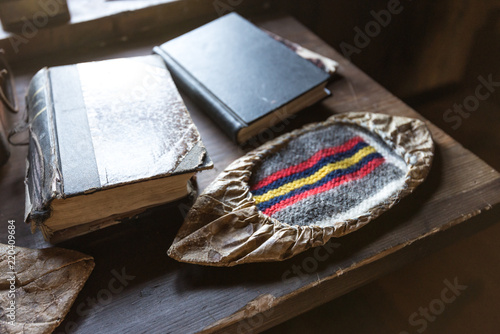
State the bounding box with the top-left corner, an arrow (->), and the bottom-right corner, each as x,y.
24,55 -> 212,242
154,13 -> 332,144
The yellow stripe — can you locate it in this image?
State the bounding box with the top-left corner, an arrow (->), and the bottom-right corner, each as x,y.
253,146 -> 377,204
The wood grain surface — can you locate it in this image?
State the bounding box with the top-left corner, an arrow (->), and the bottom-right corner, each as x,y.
0,14 -> 499,334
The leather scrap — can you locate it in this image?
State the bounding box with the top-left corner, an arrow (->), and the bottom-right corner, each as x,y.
0,244 -> 94,333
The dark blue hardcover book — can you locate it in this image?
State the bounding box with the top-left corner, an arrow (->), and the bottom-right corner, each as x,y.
154,13 -> 331,144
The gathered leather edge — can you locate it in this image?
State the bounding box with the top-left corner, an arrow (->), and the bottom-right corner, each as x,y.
168,112 -> 434,266
220,112 -> 433,232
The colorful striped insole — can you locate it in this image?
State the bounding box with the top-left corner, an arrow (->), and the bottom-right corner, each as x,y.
250,124 -> 407,226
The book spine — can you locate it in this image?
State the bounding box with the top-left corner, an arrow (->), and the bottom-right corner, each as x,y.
153,47 -> 245,143
0,119 -> 9,166
24,68 -> 62,239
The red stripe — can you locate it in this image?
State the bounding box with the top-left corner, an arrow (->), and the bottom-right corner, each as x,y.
251,136 -> 364,191
262,157 -> 384,216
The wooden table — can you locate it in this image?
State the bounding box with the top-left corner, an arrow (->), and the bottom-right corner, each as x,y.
1,14 -> 499,334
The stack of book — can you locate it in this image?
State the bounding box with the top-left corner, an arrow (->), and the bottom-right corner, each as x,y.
24,13 -> 336,242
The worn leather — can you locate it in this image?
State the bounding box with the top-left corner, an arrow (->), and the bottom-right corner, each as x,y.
0,104 -> 8,166
0,243 -> 94,334
167,112 -> 434,266
25,68 -> 61,230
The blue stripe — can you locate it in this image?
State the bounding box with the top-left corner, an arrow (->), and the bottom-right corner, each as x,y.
256,152 -> 383,211
252,141 -> 369,196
